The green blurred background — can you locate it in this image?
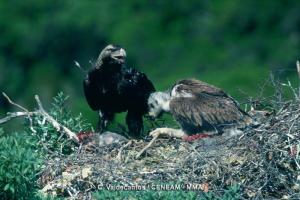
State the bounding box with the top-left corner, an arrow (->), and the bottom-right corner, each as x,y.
1,0 -> 300,131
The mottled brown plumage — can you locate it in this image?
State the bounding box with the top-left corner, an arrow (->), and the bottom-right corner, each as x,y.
148,79 -> 253,138
172,79 -> 227,97
170,79 -> 252,134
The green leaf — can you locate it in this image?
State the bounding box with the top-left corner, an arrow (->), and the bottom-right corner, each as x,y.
9,186 -> 15,193
4,184 -> 10,191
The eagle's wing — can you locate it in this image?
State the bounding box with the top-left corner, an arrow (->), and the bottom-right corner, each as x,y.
169,94 -> 248,133
132,71 -> 155,97
118,67 -> 155,112
175,79 -> 227,96
83,69 -> 105,111
173,79 -> 241,106
119,68 -> 155,96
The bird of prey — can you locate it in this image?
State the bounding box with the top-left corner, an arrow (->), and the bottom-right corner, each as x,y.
83,44 -> 155,137
147,79 -> 254,141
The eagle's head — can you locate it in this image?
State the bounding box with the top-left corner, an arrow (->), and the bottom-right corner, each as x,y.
98,44 -> 127,65
148,91 -> 171,118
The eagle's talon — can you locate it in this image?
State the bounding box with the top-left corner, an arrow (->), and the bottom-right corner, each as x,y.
149,128 -> 174,138
149,128 -> 166,138
149,130 -> 160,138
150,132 -> 159,138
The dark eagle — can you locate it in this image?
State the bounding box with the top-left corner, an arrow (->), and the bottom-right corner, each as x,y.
83,44 -> 155,137
147,79 -> 254,141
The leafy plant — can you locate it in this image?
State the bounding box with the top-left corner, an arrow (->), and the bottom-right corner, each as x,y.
0,92 -> 94,199
28,92 -> 92,155
0,130 -> 42,200
93,189 -> 197,200
200,185 -> 240,200
93,184 -> 240,200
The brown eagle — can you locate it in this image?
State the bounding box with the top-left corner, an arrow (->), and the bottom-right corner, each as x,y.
147,79 -> 254,141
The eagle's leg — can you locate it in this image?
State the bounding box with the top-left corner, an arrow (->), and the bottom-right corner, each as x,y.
97,111 -> 114,133
149,128 -> 186,139
126,111 -> 143,138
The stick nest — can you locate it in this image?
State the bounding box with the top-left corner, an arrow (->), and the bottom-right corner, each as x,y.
38,101 -> 300,199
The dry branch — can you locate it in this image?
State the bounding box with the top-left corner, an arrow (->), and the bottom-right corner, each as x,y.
34,95 -> 79,143
0,93 -> 79,143
0,111 -> 37,124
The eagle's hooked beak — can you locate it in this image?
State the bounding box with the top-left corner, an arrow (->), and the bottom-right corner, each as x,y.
111,48 -> 126,64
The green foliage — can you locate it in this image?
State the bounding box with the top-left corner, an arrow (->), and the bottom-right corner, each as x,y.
0,130 -> 42,200
93,185 -> 240,200
0,92 -> 93,199
200,185 -> 240,200
93,189 -> 197,200
29,92 -> 92,155
50,92 -> 92,133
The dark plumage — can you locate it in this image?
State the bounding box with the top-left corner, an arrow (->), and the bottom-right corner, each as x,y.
83,44 -> 155,137
148,79 -> 254,140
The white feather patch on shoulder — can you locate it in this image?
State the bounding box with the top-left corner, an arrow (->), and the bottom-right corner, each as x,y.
171,84 -> 194,98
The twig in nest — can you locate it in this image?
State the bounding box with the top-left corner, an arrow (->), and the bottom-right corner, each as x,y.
116,140 -> 132,160
135,135 -> 159,159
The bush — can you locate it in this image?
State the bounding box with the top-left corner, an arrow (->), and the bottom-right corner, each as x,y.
93,190 -> 197,200
0,129 -> 42,200
93,185 -> 240,200
28,92 -> 92,155
0,92 -> 93,199
201,185 -> 240,200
